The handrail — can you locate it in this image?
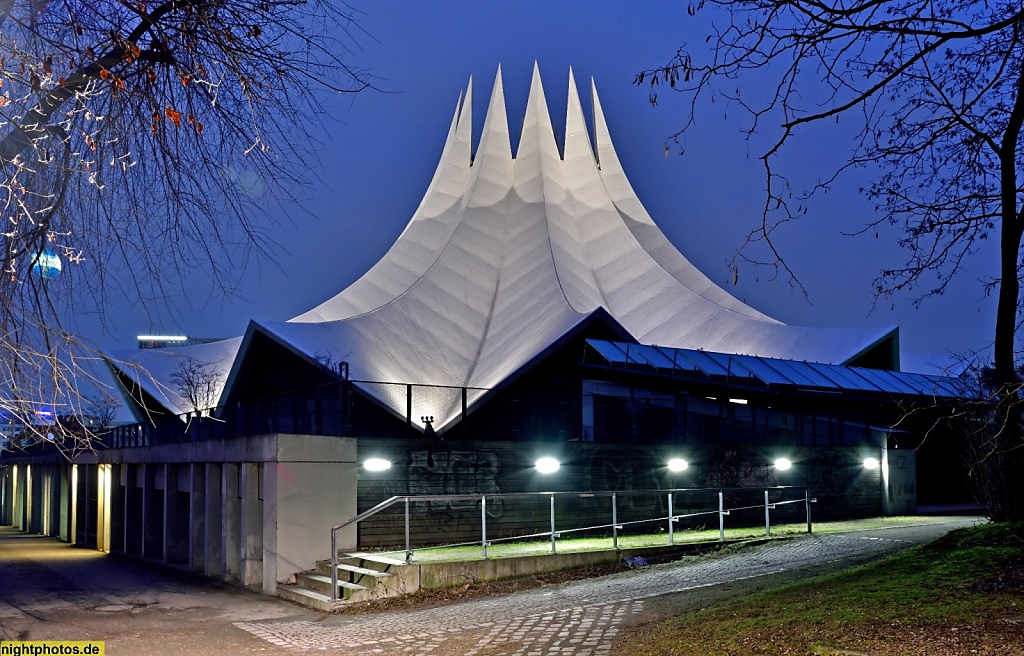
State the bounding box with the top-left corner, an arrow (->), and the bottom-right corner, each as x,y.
330,496 -> 405,599
326,486 -> 814,602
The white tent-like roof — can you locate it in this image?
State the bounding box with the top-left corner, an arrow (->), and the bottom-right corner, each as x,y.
109,64 -> 897,430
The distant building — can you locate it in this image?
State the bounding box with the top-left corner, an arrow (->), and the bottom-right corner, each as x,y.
0,408 -> 55,443
137,335 -> 223,350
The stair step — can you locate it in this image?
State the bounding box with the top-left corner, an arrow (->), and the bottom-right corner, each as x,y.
304,574 -> 367,591
277,585 -> 338,612
335,563 -> 393,578
343,552 -> 407,567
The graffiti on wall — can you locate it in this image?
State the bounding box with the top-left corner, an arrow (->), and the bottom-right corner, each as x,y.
585,448 -> 664,513
805,450 -> 871,514
703,450 -> 777,489
407,449 -> 503,516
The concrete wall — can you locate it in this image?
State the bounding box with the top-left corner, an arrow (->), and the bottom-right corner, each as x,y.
882,448 -> 917,515
262,435 -> 357,593
355,439 -> 885,548
0,434 -> 359,595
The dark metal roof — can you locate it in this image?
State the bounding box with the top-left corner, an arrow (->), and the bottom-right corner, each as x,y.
584,340 -> 961,398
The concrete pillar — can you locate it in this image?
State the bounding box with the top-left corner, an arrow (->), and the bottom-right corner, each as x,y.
40,466 -> 51,536
189,463 -> 206,573
70,464 -> 79,545
124,464 -> 144,555
25,464 -> 34,533
16,464 -> 26,530
59,465 -> 71,542
0,466 -> 8,525
240,463 -> 263,587
262,463 -> 278,594
142,463 -> 164,559
164,464 -> 190,564
96,465 -> 109,552
108,464 -> 125,553
45,466 -> 60,537
222,463 -> 241,582
37,466 -> 52,535
204,463 -> 223,577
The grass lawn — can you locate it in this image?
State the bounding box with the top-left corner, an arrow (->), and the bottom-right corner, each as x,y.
371,515 -> 960,563
616,522 -> 1024,655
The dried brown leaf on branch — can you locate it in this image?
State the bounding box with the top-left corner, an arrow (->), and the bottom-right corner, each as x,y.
0,0 -> 373,453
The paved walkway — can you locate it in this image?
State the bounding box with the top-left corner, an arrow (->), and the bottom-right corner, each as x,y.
0,517 -> 980,655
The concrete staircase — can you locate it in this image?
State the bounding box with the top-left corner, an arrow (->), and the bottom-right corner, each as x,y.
277,552 -> 414,611
278,541 -> 728,612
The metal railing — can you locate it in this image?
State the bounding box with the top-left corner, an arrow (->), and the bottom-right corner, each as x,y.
328,486 -> 816,602
96,373 -> 863,448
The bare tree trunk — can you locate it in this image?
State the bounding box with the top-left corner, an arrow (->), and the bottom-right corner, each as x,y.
990,65 -> 1024,521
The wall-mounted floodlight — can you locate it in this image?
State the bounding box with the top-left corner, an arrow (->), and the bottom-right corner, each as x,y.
863,457 -> 880,470
667,458 -> 689,472
728,398 -> 748,405
363,458 -> 392,472
535,457 -> 560,474
773,458 -> 793,471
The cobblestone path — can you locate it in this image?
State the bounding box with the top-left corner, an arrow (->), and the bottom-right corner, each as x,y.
235,530 -> 930,654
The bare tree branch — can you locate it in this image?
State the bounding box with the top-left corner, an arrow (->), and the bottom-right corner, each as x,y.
642,0 -> 1024,519
0,0 -> 372,452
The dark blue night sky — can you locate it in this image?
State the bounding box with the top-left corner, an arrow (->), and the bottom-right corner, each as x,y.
95,0 -> 996,370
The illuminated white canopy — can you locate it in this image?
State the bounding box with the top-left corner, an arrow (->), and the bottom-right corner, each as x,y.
109,64 -> 896,429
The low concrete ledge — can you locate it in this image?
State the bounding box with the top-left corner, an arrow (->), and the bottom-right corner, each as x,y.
342,539 -> 748,605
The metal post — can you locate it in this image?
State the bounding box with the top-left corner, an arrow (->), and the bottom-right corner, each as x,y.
404,498 -> 412,563
805,487 -> 813,534
550,494 -> 556,554
406,384 -> 412,426
330,528 -> 338,603
765,489 -> 771,538
481,495 -> 488,559
612,492 -> 618,550
718,490 -> 725,542
667,493 -> 674,546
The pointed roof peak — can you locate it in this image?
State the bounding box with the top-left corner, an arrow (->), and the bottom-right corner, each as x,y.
517,59 -> 558,162
563,67 -> 594,164
590,77 -> 611,165
462,75 -> 473,113
476,63 -> 511,161
451,76 -> 473,164
523,60 -> 550,116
